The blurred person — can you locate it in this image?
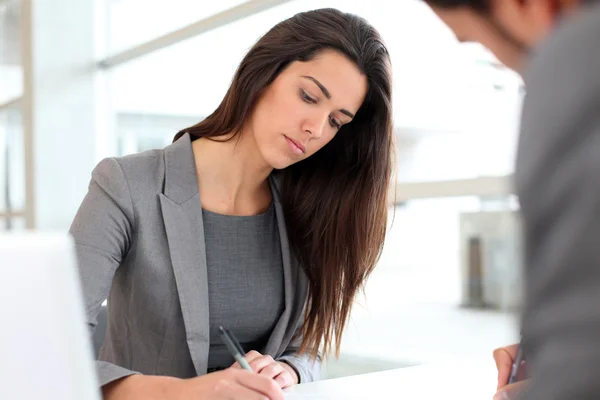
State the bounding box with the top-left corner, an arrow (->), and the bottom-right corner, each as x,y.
71,8 -> 394,400
422,1 -> 600,399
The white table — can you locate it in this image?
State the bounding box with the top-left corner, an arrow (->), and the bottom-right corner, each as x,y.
284,361 -> 497,399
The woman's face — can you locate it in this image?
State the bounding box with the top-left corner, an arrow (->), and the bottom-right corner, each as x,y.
247,49 -> 368,170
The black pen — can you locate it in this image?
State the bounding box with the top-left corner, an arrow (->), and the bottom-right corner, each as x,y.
508,343 -> 525,384
219,325 -> 253,372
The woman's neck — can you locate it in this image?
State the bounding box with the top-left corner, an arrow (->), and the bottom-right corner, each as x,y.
191,132 -> 273,216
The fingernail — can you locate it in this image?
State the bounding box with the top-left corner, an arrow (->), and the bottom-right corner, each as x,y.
494,392 -> 511,400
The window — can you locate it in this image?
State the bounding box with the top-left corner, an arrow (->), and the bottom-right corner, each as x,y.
0,106 -> 25,230
0,0 -> 22,104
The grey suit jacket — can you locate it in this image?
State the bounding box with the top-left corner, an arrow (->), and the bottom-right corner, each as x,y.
70,133 -> 320,387
516,3 -> 600,399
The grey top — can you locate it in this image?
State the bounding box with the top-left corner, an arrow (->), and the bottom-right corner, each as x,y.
516,3 -> 600,400
203,204 -> 285,370
70,133 -> 320,388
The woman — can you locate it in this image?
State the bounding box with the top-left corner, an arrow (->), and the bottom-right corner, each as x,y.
72,8 -> 394,400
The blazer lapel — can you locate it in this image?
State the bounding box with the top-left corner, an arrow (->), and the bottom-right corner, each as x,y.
264,175 -> 309,357
159,133 -> 209,375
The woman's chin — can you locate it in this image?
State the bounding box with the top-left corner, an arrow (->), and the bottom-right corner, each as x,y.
266,154 -> 297,170
269,161 -> 292,170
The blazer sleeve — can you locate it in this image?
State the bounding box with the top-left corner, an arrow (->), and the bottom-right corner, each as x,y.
276,317 -> 322,384
69,157 -> 140,386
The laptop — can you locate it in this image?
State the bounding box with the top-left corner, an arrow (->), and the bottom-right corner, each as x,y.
0,232 -> 100,400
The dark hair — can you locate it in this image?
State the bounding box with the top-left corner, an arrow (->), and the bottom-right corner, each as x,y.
175,8 -> 394,359
424,0 -> 490,12
425,0 -> 598,13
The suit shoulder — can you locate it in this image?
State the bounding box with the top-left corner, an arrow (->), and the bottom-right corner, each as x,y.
98,148 -> 166,199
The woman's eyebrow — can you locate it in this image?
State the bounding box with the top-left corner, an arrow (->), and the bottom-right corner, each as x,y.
301,75 -> 355,118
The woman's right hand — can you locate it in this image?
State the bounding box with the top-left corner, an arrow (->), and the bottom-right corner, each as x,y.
103,368 -> 284,400
493,344 -> 529,400
177,368 -> 284,400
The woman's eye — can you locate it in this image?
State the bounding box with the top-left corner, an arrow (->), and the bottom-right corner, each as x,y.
330,117 -> 341,129
300,90 -> 317,104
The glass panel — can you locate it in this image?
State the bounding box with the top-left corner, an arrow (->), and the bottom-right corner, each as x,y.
0,216 -> 25,231
11,216 -> 26,230
0,0 -> 23,103
107,0 -> 249,54
115,112 -> 199,156
0,106 -> 25,213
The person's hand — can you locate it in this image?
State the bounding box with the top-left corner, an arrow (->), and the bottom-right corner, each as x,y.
232,350 -> 299,388
493,344 -> 529,400
177,368 -> 284,400
102,369 -> 284,400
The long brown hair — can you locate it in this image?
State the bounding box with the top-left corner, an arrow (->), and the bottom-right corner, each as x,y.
175,8 -> 394,359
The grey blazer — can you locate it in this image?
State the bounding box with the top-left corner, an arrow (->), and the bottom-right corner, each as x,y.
70,133 -> 320,387
516,3 -> 600,400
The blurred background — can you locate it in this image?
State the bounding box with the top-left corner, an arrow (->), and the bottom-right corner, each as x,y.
0,0 -> 522,378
